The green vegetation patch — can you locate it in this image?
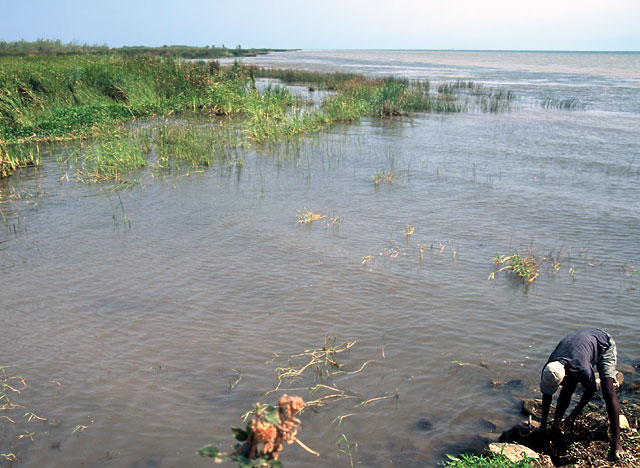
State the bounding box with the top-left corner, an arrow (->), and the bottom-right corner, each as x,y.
441,453 -> 536,468
1,54 -> 514,180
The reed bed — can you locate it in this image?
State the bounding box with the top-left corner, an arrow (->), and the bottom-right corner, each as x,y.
0,39 -> 283,59
249,66 -> 362,90
156,122 -> 244,170
72,133 -> 149,183
1,55 -> 515,180
541,97 -> 579,110
0,142 -> 41,177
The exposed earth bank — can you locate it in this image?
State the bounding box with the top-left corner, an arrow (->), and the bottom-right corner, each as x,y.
488,367 -> 640,467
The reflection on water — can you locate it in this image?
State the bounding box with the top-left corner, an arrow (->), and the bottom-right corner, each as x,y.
1,52 -> 639,467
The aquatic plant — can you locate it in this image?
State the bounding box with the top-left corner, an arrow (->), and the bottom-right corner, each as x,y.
0,365 -> 56,464
156,122 -> 244,170
372,170 -> 395,185
0,142 -> 40,178
296,208 -> 326,224
73,133 -> 148,183
490,251 -> 540,285
249,67 -> 362,91
541,97 -> 579,110
336,433 -> 359,468
198,395 -> 318,467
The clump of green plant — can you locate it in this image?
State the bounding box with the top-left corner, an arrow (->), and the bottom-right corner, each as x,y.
440,453 -> 536,468
155,122 -> 244,170
490,251 -> 540,285
72,133 -> 148,183
198,395 -> 318,467
296,208 -> 326,224
0,142 -> 40,178
336,433 -> 359,467
372,170 -> 395,185
249,67 -> 362,91
542,97 -> 579,110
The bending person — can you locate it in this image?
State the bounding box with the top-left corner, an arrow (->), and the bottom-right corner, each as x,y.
539,329 -> 623,461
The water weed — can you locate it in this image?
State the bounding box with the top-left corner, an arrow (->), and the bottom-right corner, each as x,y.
490,251 -> 540,285
74,134 -> 148,183
0,142 -> 40,177
296,208 -> 326,224
541,97 -> 579,110
198,395 -> 318,467
337,433 -> 360,467
372,170 -> 395,185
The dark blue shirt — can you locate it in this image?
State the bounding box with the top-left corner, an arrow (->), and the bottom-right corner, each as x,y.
545,329 -> 610,389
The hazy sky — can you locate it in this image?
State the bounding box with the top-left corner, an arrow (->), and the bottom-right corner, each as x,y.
2,0 -> 639,51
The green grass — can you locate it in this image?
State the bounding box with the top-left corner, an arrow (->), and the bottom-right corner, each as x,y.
156,122 -> 244,170
249,66 -> 362,90
491,251 -> 540,285
1,54 -> 515,180
0,39 -> 287,59
440,453 -> 536,468
0,142 -> 41,177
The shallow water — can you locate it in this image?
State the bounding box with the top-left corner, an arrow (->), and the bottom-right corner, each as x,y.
1,51 -> 639,467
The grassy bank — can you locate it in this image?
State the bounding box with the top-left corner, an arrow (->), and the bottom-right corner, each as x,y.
0,39 -> 287,59
0,54 -> 512,179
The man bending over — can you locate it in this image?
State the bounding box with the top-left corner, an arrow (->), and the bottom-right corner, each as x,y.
540,329 -> 624,461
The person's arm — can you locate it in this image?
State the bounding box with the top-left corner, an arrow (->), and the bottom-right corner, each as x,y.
553,376 -> 577,427
601,376 -> 624,460
540,393 -> 552,430
565,379 -> 596,425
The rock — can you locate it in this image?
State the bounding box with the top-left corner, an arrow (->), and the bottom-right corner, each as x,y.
478,432 -> 501,443
499,423 -> 531,445
538,453 -> 555,467
416,418 -> 433,431
626,379 -> 640,391
478,418 -> 498,432
522,398 -> 555,420
487,443 -> 539,463
504,379 -> 525,391
490,379 -> 506,388
617,363 -> 636,375
620,414 -> 630,430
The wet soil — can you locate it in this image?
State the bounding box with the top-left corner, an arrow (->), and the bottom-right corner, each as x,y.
499,395 -> 640,467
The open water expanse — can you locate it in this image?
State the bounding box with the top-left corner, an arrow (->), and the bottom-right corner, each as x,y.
1,50 -> 639,467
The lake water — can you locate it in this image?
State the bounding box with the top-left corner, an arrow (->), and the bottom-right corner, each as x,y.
2,50 -> 639,467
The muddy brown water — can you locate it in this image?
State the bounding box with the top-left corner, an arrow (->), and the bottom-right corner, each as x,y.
1,51 -> 639,467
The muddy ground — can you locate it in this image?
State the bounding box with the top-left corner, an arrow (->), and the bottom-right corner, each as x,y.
497,372 -> 640,467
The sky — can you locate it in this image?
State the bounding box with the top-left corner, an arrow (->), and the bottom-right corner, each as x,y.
2,0 -> 639,51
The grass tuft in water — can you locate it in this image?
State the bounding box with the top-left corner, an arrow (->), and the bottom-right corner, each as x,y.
0,142 -> 41,177
490,251 -> 540,285
296,208 -> 326,224
372,170 -> 396,185
541,97 -> 579,110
